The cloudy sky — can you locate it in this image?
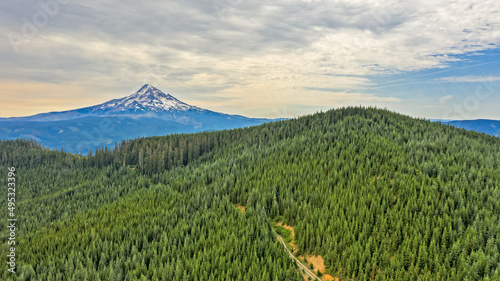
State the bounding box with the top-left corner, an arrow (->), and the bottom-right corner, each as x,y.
1,0 -> 500,119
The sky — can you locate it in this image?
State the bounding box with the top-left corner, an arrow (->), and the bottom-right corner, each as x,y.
1,0 -> 500,119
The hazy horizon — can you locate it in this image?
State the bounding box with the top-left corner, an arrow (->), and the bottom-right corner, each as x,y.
0,83 -> 498,122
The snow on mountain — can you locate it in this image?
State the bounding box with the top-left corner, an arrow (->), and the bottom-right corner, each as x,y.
92,84 -> 203,113
0,84 -> 205,122
0,84 -> 278,154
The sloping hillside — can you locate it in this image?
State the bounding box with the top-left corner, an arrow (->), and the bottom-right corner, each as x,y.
1,107 -> 499,280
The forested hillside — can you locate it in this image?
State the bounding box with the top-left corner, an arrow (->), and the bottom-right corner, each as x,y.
1,107 -> 499,280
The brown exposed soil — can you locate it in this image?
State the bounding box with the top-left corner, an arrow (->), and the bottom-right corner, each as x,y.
235,205 -> 246,213
299,254 -> 338,281
276,222 -> 338,281
275,222 -> 298,252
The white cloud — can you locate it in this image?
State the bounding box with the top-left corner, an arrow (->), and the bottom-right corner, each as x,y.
439,95 -> 453,104
436,76 -> 500,83
1,0 -> 500,117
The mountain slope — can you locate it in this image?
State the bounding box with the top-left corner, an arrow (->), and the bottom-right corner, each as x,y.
2,84 -> 204,122
2,107 -> 499,280
438,119 -> 500,138
92,84 -> 202,114
0,85 -> 277,154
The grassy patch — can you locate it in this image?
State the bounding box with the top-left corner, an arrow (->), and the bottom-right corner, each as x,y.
274,224 -> 293,244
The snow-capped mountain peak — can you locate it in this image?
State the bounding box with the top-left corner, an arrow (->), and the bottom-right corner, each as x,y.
133,84 -> 173,100
95,84 -> 200,113
0,84 -> 208,122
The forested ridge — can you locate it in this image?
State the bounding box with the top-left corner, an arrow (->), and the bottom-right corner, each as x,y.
1,107 -> 499,280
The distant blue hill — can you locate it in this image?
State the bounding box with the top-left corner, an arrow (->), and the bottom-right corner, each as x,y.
432,119 -> 500,138
0,84 -> 280,154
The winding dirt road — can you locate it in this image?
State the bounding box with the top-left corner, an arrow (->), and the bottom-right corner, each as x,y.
275,232 -> 323,281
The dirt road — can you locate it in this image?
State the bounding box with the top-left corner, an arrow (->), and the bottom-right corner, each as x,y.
275,232 -> 323,281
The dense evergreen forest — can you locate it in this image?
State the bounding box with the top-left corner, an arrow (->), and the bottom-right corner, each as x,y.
1,107 -> 499,280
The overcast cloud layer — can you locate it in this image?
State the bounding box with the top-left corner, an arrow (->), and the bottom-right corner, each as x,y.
1,0 -> 500,118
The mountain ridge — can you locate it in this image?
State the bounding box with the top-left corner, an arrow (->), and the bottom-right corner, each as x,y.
0,84 -> 279,154
93,84 -> 204,113
0,84 -> 208,122
432,119 -> 500,137
3,107 -> 500,280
